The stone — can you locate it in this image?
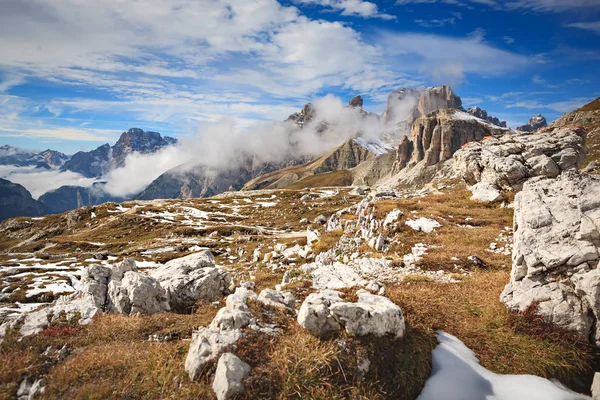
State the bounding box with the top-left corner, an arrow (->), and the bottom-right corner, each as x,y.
454,126 -> 586,192
383,209 -> 403,228
149,251 -> 231,312
365,280 -> 386,295
257,289 -> 296,310
307,227 -> 320,245
314,214 -> 327,224
500,172 -> 600,343
212,353 -> 251,400
350,187 -> 366,196
405,218 -> 441,233
17,377 -> 44,400
297,290 -> 344,337
469,182 -> 503,203
302,262 -> 366,290
185,327 -> 243,380
374,233 -> 386,251
329,290 -> 405,338
107,271 -> 170,315
211,287 -> 256,330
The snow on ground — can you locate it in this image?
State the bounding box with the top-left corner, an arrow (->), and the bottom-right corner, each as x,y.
353,136 -> 394,155
417,331 -> 589,400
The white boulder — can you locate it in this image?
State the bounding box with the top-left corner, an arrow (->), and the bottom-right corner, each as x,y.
406,218 -> 441,233
212,353 -> 251,400
297,290 -> 344,337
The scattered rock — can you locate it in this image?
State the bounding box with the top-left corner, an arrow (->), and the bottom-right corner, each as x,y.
307,227 -> 320,245
383,209 -> 403,228
365,280 -> 386,295
149,251 -> 231,313
500,172 -> 600,343
212,353 -> 251,400
17,377 -> 44,400
584,161 -> 598,174
591,372 -> 600,400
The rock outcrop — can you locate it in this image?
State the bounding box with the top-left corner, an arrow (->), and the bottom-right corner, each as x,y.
454,126 -> 587,192
516,114 -> 547,132
149,251 -> 231,313
19,259 -> 170,338
500,172 -> 600,343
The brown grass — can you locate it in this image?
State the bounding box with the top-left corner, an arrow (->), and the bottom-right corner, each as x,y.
285,170 -> 353,190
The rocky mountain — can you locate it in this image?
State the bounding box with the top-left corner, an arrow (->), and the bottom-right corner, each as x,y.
61,128 -> 177,178
516,114 -> 547,132
353,109 -> 511,188
466,106 -> 507,127
0,178 -> 50,221
38,182 -> 127,214
382,85 -> 462,126
551,97 -> 600,167
0,146 -> 69,168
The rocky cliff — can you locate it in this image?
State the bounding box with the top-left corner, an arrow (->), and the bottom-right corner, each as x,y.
382,85 -> 462,126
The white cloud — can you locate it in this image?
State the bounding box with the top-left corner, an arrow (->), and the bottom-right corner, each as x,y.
0,126 -> 119,142
378,31 -> 529,84
297,0 -> 395,19
506,97 -> 593,112
0,165 -> 97,199
414,17 -> 458,27
565,21 -> 600,35
396,0 -> 600,12
502,36 -> 515,44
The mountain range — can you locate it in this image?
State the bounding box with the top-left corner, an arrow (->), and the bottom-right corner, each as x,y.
3,86 -> 598,222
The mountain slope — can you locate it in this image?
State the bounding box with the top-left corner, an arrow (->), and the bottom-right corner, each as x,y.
0,178 -> 51,221
38,182 -> 127,214
551,97 -> 600,166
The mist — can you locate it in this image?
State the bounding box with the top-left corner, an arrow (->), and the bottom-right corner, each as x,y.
0,165 -> 97,199
1,91 -> 423,200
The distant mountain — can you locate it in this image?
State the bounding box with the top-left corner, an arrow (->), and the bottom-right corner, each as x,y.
517,114 -> 547,132
38,182 -> 128,214
61,128 -> 177,178
0,145 -> 69,168
466,106 -> 507,128
0,178 -> 51,221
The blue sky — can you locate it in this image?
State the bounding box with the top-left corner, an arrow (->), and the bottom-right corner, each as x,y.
0,0 -> 599,154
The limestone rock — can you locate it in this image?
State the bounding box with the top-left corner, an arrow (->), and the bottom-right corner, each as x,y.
454,126 -> 587,192
329,290 -> 405,338
149,251 -> 231,312
257,289 -> 296,310
500,172 -> 600,343
383,209 -> 403,228
297,290 -> 344,337
592,372 -> 600,400
107,271 -> 170,315
212,353 -> 251,400
469,182 -> 503,203
185,327 -> 243,380
307,227 -> 320,245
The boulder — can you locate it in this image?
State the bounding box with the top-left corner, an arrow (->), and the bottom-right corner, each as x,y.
257,289 -> 296,310
149,251 -> 231,312
383,209 -> 403,228
297,290 -> 344,337
212,353 -> 251,400
500,172 -> 600,343
314,214 -> 327,224
405,218 -> 440,233
454,126 -> 587,192
592,372 -> 600,400
302,262 -> 366,290
307,227 -> 320,245
329,290 -> 405,338
107,271 -> 170,315
469,182 -> 503,203
185,327 -> 243,380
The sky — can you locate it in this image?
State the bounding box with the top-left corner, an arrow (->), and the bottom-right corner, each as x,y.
0,0 -> 599,155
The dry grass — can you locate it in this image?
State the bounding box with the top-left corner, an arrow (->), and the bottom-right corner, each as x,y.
387,270 -> 594,393
284,170 -> 353,190
311,229 -> 343,255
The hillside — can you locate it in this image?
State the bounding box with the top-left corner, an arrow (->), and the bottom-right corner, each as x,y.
551,97 -> 600,167
0,179 -> 50,221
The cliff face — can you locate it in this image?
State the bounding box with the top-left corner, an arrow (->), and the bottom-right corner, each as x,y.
382,85 -> 462,126
353,109 -> 511,188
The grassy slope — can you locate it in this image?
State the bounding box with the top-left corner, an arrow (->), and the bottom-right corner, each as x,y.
0,186 -> 596,399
